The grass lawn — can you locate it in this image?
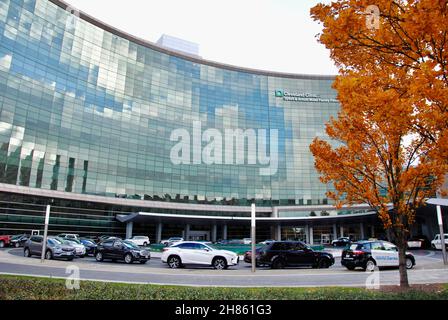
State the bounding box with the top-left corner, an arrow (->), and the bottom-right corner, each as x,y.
0,275 -> 447,300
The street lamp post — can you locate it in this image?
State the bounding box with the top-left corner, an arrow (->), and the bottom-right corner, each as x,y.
40,205 -> 51,263
436,205 -> 448,265
251,203 -> 256,273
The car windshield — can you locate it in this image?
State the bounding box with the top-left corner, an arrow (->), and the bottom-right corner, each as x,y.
68,239 -> 81,244
48,238 -> 62,245
123,241 -> 139,249
83,240 -> 94,245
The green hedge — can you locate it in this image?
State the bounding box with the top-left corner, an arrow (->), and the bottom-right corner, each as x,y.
0,275 -> 447,300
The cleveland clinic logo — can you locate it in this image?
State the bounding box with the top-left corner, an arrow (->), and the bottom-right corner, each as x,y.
170,121 -> 278,176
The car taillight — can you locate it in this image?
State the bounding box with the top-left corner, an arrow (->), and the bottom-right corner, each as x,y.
352,250 -> 364,255
162,248 -> 169,252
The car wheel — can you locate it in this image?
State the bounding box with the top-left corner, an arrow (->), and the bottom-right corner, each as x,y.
0,240 -> 4,248
24,248 -> 31,257
213,257 -> 227,270
333,243 -> 338,247
45,250 -> 53,260
124,253 -> 133,264
15,242 -> 20,248
318,259 -> 330,269
168,255 -> 182,269
143,242 -> 148,246
405,257 -> 414,269
95,252 -> 103,262
271,258 -> 285,269
365,259 -> 376,272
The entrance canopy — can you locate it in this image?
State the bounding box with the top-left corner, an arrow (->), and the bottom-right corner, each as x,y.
116,211 -> 379,226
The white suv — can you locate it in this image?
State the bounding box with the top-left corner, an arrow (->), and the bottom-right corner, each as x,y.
126,236 -> 150,246
431,234 -> 448,250
161,241 -> 239,270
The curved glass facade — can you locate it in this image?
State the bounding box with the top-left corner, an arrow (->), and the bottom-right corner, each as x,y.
0,0 -> 339,209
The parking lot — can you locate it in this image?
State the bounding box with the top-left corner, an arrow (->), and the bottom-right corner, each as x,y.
0,246 -> 447,287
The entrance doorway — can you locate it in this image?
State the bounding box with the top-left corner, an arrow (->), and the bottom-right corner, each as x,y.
187,230 -> 210,241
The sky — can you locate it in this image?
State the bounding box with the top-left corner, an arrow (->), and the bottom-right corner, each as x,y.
66,0 -> 338,76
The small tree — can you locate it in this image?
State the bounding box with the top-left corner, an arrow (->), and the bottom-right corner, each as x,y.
310,211 -> 317,217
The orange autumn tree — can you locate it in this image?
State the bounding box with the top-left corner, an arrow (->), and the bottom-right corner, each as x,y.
310,69 -> 447,287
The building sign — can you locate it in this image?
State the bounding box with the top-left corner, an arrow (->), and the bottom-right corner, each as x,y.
275,90 -> 338,103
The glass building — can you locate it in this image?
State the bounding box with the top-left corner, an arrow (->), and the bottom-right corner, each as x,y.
0,0 -> 407,243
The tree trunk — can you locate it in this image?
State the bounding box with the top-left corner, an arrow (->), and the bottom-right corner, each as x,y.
397,235 -> 410,288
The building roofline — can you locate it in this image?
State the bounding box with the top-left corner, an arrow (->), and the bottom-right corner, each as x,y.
49,0 -> 337,81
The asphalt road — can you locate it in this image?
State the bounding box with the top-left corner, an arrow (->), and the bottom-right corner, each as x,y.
0,248 -> 447,287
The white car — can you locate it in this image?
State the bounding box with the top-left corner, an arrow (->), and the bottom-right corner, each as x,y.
161,241 -> 239,270
431,234 -> 448,250
242,238 -> 252,245
160,237 -> 184,246
57,233 -> 80,240
126,236 -> 150,246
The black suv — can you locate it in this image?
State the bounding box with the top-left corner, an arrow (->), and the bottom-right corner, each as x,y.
244,241 -> 334,269
95,239 -> 150,264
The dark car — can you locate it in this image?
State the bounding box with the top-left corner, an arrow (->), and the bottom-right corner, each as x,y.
407,235 -> 430,249
80,238 -> 97,255
24,236 -> 75,261
341,240 -> 415,271
96,235 -> 121,244
95,239 -> 150,264
10,234 -> 30,248
331,237 -> 351,247
244,241 -> 334,269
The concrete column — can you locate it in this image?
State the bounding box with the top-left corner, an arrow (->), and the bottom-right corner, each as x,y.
126,221 -> 133,239
156,222 -> 162,244
360,222 -> 365,240
185,224 -> 190,241
272,207 -> 279,218
305,225 -> 310,244
222,224 -> 228,240
309,226 -> 314,245
275,225 -> 281,241
211,224 -> 217,243
340,225 -> 344,237
333,224 -> 338,240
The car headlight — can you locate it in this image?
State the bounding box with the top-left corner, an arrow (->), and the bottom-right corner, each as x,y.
54,247 -> 62,253
131,250 -> 140,256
